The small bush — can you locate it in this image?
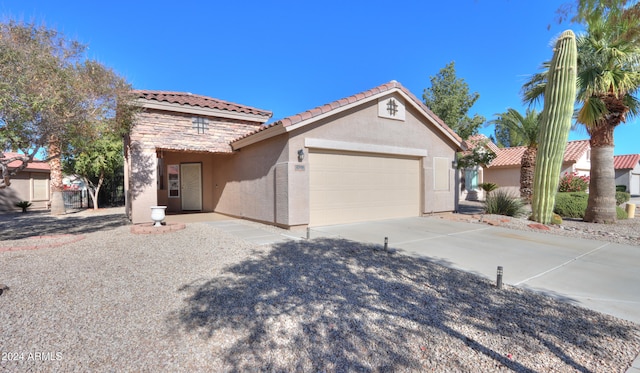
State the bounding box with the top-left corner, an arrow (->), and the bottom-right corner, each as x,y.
554,192 -> 588,218
616,185 -> 627,192
555,192 -> 629,220
616,191 -> 630,206
484,190 -> 527,217
558,172 -> 590,192
478,182 -> 499,193
15,201 -> 32,213
617,206 -> 628,220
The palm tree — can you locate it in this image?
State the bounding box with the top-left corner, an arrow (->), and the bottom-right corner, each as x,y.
490,108 -> 542,202
523,4 -> 640,223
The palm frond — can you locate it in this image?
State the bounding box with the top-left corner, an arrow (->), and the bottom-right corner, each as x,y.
521,62 -> 550,107
577,97 -> 607,128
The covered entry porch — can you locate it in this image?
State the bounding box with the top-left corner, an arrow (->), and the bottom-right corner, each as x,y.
155,149 -> 233,215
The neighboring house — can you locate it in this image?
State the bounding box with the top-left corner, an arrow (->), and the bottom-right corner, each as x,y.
462,136 -> 591,199
125,81 -> 465,227
614,154 -> 640,196
0,153 -> 51,211
460,134 -> 501,201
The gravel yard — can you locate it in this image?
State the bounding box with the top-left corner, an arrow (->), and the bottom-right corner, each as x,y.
1,209 -> 639,372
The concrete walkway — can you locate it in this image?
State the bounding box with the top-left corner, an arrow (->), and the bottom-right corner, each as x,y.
310,217 -> 640,327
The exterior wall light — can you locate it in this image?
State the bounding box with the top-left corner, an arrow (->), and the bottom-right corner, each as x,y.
298,149 -> 305,162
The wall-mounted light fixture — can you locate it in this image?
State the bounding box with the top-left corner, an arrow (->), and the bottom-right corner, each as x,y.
298,149 -> 305,162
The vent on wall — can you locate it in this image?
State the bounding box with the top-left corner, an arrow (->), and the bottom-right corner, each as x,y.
377,96 -> 406,121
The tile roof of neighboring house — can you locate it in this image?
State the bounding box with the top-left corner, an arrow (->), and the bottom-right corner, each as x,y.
613,154 -> 640,169
462,134 -> 501,154
488,146 -> 529,167
562,140 -> 591,163
232,81 -> 463,146
134,90 -> 273,118
482,139 -> 590,168
3,152 -> 50,171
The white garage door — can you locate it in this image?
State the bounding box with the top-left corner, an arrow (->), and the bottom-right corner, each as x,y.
309,150 -> 421,226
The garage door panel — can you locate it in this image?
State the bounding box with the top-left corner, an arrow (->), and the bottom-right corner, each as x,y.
309,150 -> 420,226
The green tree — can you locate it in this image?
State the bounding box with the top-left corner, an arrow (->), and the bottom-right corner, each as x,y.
524,2 -> 640,223
0,21 -> 136,213
423,61 -> 485,139
64,134 -> 123,210
489,108 -> 542,201
491,123 -> 523,148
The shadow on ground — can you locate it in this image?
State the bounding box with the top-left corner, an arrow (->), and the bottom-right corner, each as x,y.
0,210 -> 130,240
457,200 -> 485,215
171,238 -> 637,372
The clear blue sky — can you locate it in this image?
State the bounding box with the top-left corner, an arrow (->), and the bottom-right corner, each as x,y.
2,0 -> 638,155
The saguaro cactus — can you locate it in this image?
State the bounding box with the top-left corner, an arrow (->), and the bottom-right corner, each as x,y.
531,30 -> 577,224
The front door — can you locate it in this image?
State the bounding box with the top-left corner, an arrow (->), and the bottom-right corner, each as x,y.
181,163 -> 202,211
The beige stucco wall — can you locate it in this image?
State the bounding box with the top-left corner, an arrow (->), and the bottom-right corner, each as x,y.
483,166 -> 520,196
0,171 -> 50,212
484,159 -> 586,199
568,152 -> 590,176
211,135 -> 289,225
126,143 -> 158,224
616,162 -> 640,195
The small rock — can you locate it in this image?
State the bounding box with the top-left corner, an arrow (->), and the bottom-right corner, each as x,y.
527,223 -> 550,231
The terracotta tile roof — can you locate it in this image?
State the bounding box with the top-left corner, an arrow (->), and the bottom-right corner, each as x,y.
2,152 -> 50,171
232,81 -> 463,146
614,154 -> 640,169
134,90 -> 272,118
462,134 -> 501,154
487,140 -> 590,168
562,140 -> 590,162
488,146 -> 528,167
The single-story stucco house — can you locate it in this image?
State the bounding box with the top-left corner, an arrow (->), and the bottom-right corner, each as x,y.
614,154 -> 640,196
461,135 -> 591,199
0,152 -> 51,211
124,81 -> 465,227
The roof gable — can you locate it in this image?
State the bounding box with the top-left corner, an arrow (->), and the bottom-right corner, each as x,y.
614,154 -> 640,170
232,81 -> 464,150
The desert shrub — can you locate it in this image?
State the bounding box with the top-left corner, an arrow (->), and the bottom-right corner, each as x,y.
554,192 -> 629,220
616,185 -> 627,192
478,182 -> 498,193
484,190 -> 527,217
617,206 -> 628,220
554,192 -> 588,218
15,201 -> 32,213
558,172 -> 590,192
616,191 -> 630,206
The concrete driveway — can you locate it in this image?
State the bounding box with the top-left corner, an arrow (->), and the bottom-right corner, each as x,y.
310,217 -> 640,325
